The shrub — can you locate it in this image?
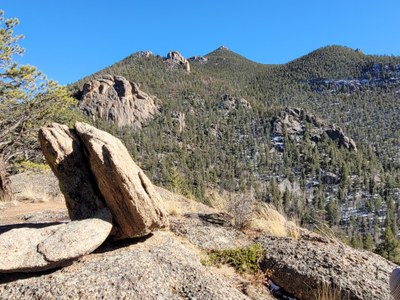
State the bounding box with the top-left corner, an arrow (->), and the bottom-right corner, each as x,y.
205,243 -> 266,274
227,188 -> 257,229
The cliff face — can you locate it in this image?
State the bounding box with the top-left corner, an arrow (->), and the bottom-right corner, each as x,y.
272,107 -> 357,151
78,75 -> 158,128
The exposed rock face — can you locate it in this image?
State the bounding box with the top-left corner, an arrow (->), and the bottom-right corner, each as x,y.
38,123 -> 108,220
39,122 -> 169,239
132,50 -> 153,58
74,122 -> 169,239
0,209 -> 112,273
321,171 -> 341,185
170,213 -> 248,250
0,232 -> 249,299
272,108 -> 357,151
257,234 -> 395,300
325,125 -> 357,151
218,94 -> 251,112
166,51 -> 191,72
188,55 -> 208,64
79,75 -> 158,128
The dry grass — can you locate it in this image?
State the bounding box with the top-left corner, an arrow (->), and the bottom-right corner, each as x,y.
207,189 -> 301,238
157,186 -> 215,216
15,183 -> 53,203
207,190 -> 228,212
250,203 -> 300,238
164,200 -> 183,216
316,282 -> 341,300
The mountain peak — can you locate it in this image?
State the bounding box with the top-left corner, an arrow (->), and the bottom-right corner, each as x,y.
217,45 -> 229,51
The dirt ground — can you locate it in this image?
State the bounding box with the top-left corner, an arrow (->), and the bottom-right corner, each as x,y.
0,172 -> 69,226
0,199 -> 68,225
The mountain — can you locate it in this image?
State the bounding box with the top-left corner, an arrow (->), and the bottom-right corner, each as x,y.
67,45 -> 400,261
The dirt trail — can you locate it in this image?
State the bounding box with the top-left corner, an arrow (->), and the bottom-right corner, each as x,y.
0,200 -> 68,225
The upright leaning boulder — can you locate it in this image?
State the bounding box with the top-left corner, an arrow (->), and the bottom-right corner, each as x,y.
74,122 -> 169,239
39,123 -> 108,220
39,122 -> 169,239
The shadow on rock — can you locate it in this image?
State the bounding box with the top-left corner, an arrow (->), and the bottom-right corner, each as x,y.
0,222 -> 65,234
95,233 -> 154,254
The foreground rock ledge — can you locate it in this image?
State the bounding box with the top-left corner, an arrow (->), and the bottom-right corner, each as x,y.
0,232 -> 248,299
0,209 -> 112,273
257,234 -> 395,300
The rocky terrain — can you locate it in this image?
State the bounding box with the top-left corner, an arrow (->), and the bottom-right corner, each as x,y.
165,51 -> 191,72
0,124 -> 396,299
0,177 -> 395,299
259,234 -> 395,299
78,75 -> 158,128
271,107 -> 357,151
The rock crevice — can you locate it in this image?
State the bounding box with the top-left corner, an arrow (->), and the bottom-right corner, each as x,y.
39,122 -> 169,240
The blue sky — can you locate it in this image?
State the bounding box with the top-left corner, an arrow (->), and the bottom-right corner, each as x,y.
2,0 -> 400,85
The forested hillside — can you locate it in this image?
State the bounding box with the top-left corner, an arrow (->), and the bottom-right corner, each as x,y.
70,45 -> 400,261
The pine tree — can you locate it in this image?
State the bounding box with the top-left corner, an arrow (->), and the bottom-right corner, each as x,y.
377,224 -> 399,261
363,233 -> 374,251
325,199 -> 340,226
0,10 -> 79,198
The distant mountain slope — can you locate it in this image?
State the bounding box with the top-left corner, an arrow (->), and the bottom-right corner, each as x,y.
69,45 -> 400,261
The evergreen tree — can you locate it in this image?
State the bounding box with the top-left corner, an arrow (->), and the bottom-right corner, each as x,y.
0,10 -> 80,198
325,199 -> 340,226
363,233 -> 374,252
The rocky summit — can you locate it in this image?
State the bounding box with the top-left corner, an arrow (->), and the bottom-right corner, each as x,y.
78,75 -> 158,128
166,50 -> 191,72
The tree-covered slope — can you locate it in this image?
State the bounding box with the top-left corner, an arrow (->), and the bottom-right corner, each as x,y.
69,45 -> 400,261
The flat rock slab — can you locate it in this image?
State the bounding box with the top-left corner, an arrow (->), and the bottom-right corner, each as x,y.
0,209 -> 112,273
0,231 -> 249,299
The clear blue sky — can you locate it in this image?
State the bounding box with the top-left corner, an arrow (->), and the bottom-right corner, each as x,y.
2,0 -> 400,85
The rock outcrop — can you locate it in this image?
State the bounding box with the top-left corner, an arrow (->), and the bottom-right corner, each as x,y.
0,209 -> 112,273
218,94 -> 252,112
39,122 -> 168,239
74,122 -> 169,239
38,123 -> 108,220
79,75 -> 158,128
166,51 -> 191,72
0,232 -> 249,299
132,50 -> 153,58
188,55 -> 208,64
272,108 -> 357,151
0,178 -> 394,299
321,171 -> 341,185
257,234 -> 394,300
325,125 -> 357,151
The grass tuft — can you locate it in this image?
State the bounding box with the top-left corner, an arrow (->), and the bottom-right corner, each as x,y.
316,282 -> 341,300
